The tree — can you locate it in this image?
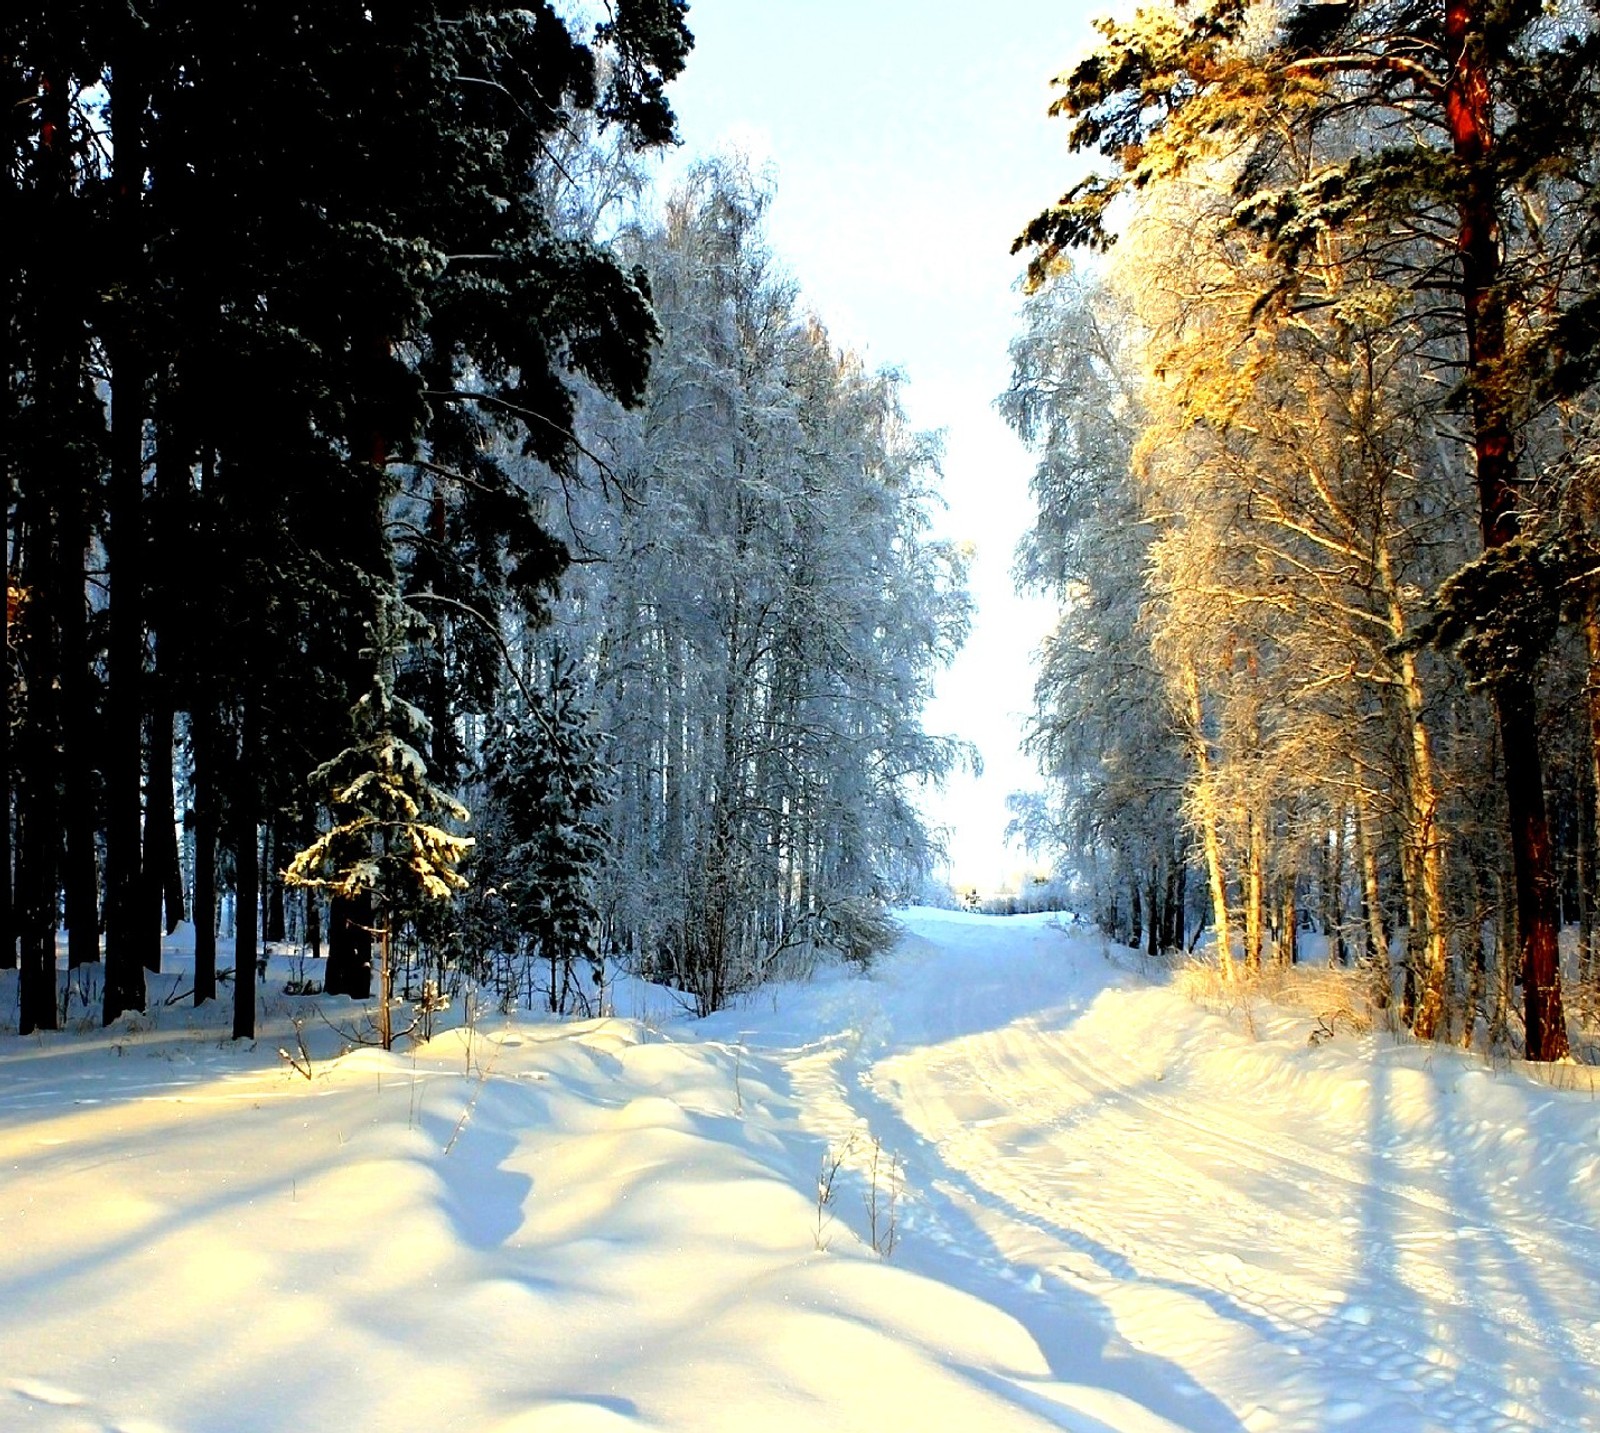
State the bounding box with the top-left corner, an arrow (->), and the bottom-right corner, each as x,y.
286,607 -> 472,1050
1002,276 -> 1192,954
552,158 -> 970,1012
5,3 -> 110,1025
476,653 -> 612,1014
7,1 -> 693,1031
1019,0 -> 1600,1058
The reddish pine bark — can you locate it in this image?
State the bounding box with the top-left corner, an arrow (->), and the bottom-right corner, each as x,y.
1444,0 -> 1568,1059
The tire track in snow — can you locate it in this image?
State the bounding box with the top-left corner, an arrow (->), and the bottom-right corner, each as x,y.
840,926 -> 1600,1433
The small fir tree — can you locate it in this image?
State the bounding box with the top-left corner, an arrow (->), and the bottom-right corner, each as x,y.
286,606 -> 472,1048
478,656 -> 612,1014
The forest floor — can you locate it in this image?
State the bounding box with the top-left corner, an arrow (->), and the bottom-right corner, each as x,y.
1,909 -> 1598,1432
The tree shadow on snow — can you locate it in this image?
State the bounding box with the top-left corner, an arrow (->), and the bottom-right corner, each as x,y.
838,1072 -> 1254,1433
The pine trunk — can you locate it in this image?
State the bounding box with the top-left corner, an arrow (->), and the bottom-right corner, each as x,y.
1578,770 -> 1593,1017
1445,0 -> 1567,1059
231,707 -> 257,1041
59,506 -> 100,970
103,24 -> 149,1024
192,712 -> 218,1005
16,509 -> 60,1035
265,823 -> 286,944
13,54 -> 76,1022
0,542 -> 11,972
1583,601 -> 1600,1014
1493,854 -> 1516,1045
141,695 -> 179,970
1497,685 -> 1566,1058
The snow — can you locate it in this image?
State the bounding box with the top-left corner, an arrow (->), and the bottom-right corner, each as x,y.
3,910 -> 1598,1432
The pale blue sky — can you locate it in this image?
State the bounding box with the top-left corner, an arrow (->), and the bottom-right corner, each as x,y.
656,1 -> 1100,889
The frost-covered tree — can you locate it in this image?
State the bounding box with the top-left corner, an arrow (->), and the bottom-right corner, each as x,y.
552,158 -> 970,1012
286,607 -> 472,1049
1017,0 -> 1600,1057
473,654 -> 612,1014
1003,276 -> 1191,952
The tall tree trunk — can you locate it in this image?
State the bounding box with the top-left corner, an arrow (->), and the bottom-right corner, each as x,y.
59,516 -> 100,970
142,692 -> 181,971
16,511 -> 61,1035
1281,874 -> 1298,966
265,823 -> 286,943
1493,853 -> 1516,1046
326,892 -> 373,998
1446,0 -> 1567,1059
14,59 -> 74,1028
1399,826 -> 1423,1027
1463,851 -> 1490,1046
1578,770 -> 1593,1018
1183,664 -> 1233,977
1169,849 -> 1188,951
0,533 -> 12,973
103,23 -> 149,1024
1401,665 -> 1451,1037
1245,803 -> 1265,972
192,709 -> 218,1005
1354,794 -> 1390,1008
143,393 -> 189,967
1582,599 -> 1600,1015
1147,864 -> 1161,957
1365,522 -> 1455,1030
232,703 -> 258,1041
1496,686 -> 1566,1056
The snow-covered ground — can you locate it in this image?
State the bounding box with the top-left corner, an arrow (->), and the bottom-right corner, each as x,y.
2,909 -> 1597,1432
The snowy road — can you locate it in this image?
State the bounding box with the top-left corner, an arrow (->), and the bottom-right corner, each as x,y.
2,909 -> 1598,1431
756,911 -> 1600,1432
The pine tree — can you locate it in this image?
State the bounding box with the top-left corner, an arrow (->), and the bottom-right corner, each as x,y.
477,654 -> 612,1014
6,2 -> 691,1027
286,603 -> 472,1050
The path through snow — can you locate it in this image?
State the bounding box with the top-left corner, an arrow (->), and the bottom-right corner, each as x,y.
2,909 -> 1597,1431
741,910 -> 1600,1432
